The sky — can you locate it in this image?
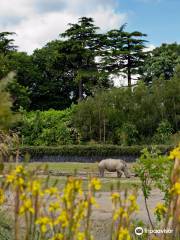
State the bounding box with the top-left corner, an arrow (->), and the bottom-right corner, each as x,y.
0,0 -> 180,54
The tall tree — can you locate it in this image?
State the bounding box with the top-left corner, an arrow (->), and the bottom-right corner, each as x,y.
0,32 -> 17,55
0,32 -> 30,111
101,25 -> 147,87
61,17 -> 106,101
31,40 -> 76,110
0,32 -> 17,79
0,73 -> 14,129
141,43 -> 180,83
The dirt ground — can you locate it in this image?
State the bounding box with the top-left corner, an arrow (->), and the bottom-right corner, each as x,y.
93,189 -> 162,222
1,164 -> 164,239
91,189 -> 163,239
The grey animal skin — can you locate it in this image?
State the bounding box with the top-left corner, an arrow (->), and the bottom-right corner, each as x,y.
98,159 -> 130,178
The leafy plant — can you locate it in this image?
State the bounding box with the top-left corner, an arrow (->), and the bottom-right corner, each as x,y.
115,123 -> 139,146
153,120 -> 173,144
19,108 -> 79,146
0,210 -> 13,240
134,147 -> 173,228
0,145 -> 180,239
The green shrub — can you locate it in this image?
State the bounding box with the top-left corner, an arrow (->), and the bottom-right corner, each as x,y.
19,107 -> 80,146
0,210 -> 13,240
152,120 -> 173,144
170,131 -> 180,145
19,144 -> 174,159
115,123 -> 139,146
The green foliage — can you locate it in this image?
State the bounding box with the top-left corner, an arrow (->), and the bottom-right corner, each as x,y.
0,210 -> 13,240
0,22 -> 180,147
101,24 -> 147,87
0,54 -> 10,79
19,145 -> 173,158
170,131 -> 180,145
7,79 -> 31,110
115,123 -> 139,146
142,43 -> 180,83
0,73 -> 14,130
0,32 -> 16,55
152,120 -> 173,144
134,148 -> 173,203
31,40 -> 76,110
61,17 -> 110,101
73,76 -> 180,144
19,108 -> 79,146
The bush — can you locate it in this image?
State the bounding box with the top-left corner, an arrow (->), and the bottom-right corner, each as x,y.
0,145 -> 180,239
19,144 -> 174,159
0,210 -> 13,240
115,123 -> 139,146
152,120 -> 173,144
19,108 -> 80,146
170,131 -> 180,145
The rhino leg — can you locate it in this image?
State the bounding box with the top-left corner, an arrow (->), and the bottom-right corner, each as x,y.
123,165 -> 131,178
117,170 -> 122,178
99,167 -> 104,178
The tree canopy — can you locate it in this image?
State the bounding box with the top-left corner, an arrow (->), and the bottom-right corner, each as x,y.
0,17 -> 180,146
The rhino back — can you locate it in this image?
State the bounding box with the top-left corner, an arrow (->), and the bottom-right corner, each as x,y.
100,159 -> 123,171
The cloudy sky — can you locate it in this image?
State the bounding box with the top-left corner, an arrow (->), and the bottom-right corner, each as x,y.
0,0 -> 179,54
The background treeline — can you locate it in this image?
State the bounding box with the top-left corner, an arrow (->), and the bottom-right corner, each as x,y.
0,17 -> 180,146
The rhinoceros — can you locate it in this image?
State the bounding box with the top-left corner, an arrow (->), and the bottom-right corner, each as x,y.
98,159 -> 130,178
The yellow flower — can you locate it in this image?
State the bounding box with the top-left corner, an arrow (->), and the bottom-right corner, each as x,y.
83,200 -> 88,209
74,179 -> 82,190
118,227 -> 131,240
36,217 -> 52,233
113,207 -> 124,221
77,232 -> 85,240
54,211 -> 68,228
89,178 -> 101,190
154,203 -> 167,215
111,192 -> 120,201
16,177 -> 25,186
89,196 -> 99,208
45,187 -> 58,196
30,180 -> 41,195
169,145 -> 180,160
49,201 -> 61,212
19,199 -> 34,215
15,165 -> 25,174
6,173 -> 15,183
128,195 -> 136,202
128,195 -> 139,212
171,182 -> 180,195
51,233 -> 64,240
122,211 -> 129,219
0,188 -> 4,205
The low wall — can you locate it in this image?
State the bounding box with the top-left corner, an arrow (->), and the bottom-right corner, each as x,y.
19,145 -> 173,163
28,155 -> 138,163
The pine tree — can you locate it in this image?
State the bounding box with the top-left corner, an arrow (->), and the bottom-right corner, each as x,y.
101,24 -> 147,87
0,32 -> 17,55
61,17 -> 101,101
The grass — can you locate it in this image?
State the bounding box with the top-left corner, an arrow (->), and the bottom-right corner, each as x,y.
3,162 -> 140,191
4,162 -> 97,173
0,210 -> 13,240
40,176 -> 140,192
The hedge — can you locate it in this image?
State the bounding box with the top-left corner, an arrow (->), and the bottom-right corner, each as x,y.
19,144 -> 174,158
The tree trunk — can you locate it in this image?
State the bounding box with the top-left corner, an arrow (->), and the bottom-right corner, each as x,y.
127,59 -> 131,87
98,109 -> 102,142
127,39 -> 131,88
78,78 -> 83,102
103,119 -> 106,143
